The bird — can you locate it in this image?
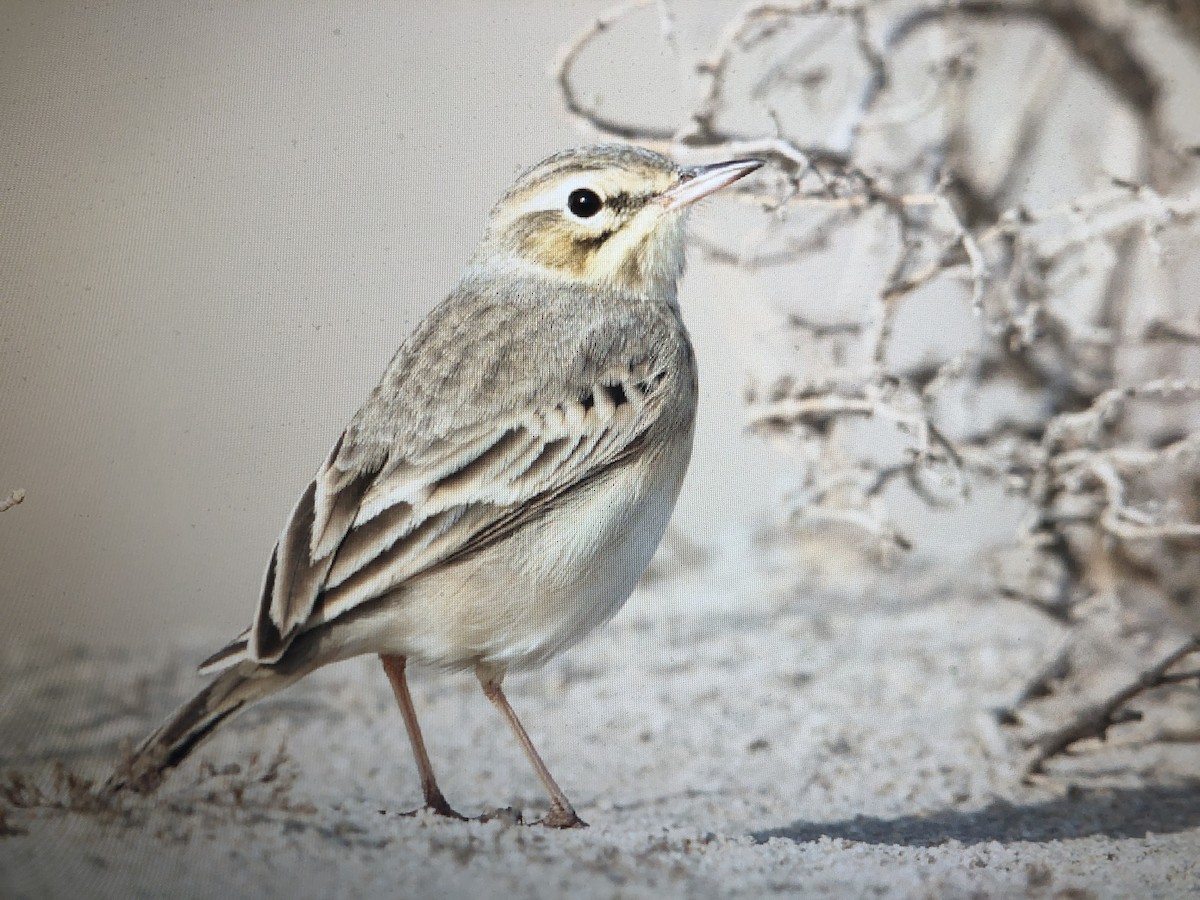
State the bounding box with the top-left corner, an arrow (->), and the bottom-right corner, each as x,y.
104,144 -> 764,828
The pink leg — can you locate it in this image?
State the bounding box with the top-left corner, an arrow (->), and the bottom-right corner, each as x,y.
477,667 -> 586,829
380,654 -> 465,820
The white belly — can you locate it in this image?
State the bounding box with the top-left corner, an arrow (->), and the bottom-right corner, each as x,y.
357,432 -> 693,673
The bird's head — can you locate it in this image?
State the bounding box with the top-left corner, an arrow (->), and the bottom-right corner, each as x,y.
473,145 -> 763,298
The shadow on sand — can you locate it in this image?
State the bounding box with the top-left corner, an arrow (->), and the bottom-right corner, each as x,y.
753,782 -> 1200,846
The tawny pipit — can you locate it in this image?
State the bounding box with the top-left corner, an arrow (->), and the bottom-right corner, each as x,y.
106,145 -> 763,828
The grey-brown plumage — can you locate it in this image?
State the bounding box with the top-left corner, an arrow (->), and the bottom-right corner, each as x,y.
105,145 -> 762,828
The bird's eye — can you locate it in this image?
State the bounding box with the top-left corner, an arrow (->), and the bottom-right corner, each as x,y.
567,188 -> 603,218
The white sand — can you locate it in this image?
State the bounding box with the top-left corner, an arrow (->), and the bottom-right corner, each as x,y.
3,3 -> 1199,896
3,549 -> 1198,898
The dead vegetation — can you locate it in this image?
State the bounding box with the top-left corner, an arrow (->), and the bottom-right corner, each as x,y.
0,740 -> 314,841
557,0 -> 1200,773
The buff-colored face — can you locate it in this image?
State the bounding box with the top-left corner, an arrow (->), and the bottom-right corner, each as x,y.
478,145 -> 762,294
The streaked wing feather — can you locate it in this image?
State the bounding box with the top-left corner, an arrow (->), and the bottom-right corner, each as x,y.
437,428 -> 651,566
250,432 -> 385,662
248,362 -> 669,661
197,628 -> 251,675
353,420 -> 502,525
309,369 -> 668,628
317,505 -> 494,622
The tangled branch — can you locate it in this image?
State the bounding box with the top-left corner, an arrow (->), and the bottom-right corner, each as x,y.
555,0 -> 1200,763
1023,637 -> 1200,773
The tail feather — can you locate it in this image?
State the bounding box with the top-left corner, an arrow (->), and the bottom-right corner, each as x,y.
197,631 -> 250,675
104,661 -> 304,795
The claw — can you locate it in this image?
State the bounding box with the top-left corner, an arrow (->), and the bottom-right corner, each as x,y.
394,796 -> 468,821
537,805 -> 588,829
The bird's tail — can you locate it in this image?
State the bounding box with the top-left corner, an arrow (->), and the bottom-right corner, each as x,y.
103,659 -> 307,795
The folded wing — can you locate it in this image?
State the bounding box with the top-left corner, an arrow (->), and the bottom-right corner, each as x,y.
244,362 -> 671,664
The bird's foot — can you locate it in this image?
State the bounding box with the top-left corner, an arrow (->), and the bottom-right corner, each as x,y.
426,793 -> 468,821
536,805 -> 587,829
476,805 -> 524,826
392,791 -> 468,821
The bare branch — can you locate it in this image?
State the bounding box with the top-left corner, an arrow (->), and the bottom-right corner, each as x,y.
888,0 -> 1160,121
1031,186 -> 1200,262
994,637 -> 1075,724
555,0 -> 1200,770
555,0 -> 677,142
1023,637 -> 1200,773
1144,318 -> 1200,344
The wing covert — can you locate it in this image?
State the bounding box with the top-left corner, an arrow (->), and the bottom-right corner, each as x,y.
247,359 -> 673,663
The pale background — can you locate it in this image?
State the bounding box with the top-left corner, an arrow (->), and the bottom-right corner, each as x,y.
0,0 -> 786,644
3,4 -> 1200,897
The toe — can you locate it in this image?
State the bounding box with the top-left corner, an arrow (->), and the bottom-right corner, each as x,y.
538,806 -> 587,829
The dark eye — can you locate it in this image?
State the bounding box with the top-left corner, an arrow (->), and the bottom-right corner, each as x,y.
567,188 -> 603,218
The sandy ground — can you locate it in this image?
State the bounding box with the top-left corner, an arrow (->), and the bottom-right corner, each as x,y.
3,543 -> 1198,899
3,3 -> 1200,897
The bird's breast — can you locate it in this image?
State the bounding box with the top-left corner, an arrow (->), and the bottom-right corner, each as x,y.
480,427 -> 694,671
380,426 -> 694,673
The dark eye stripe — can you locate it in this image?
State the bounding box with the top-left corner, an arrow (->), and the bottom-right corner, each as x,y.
604,193 -> 644,213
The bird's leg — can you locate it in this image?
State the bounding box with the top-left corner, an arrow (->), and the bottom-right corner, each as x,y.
380,654 -> 465,820
476,665 -> 587,829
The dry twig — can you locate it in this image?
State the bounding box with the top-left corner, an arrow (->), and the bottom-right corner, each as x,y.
1023,637 -> 1200,773
555,0 -> 1200,764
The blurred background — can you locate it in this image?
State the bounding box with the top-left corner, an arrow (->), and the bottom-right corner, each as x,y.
3,0 -> 1200,689
0,1 -> 790,643
4,4 -> 1200,893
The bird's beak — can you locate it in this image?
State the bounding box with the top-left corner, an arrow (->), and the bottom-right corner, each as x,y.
658,158 -> 765,210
